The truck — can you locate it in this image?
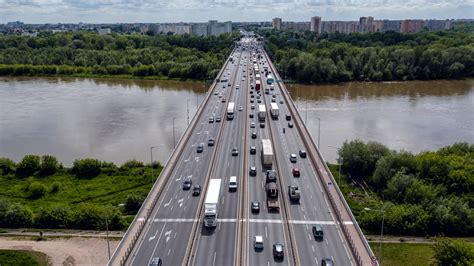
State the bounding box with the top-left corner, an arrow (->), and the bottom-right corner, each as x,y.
258,104 -> 266,121
227,102 -> 235,120
261,139 -> 273,167
270,102 -> 279,119
288,185 -> 300,203
255,80 -> 261,91
266,182 -> 279,212
204,179 -> 222,227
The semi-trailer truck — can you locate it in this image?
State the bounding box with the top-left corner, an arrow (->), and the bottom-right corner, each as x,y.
204,179 -> 222,227
266,182 -> 280,212
258,104 -> 266,121
261,139 -> 273,167
270,102 -> 279,119
227,102 -> 235,120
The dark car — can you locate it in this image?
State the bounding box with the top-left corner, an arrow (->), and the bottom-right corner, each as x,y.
299,150 -> 307,158
249,113 -> 254,118
250,146 -> 256,155
321,258 -> 334,266
273,244 -> 284,260
260,122 -> 265,128
208,138 -> 215,146
216,116 -> 221,122
249,166 -> 257,176
286,114 -> 291,121
232,147 -> 239,156
149,257 -> 162,266
251,201 -> 260,213
266,170 -> 277,183
292,168 -> 301,177
197,143 -> 204,153
288,122 -> 294,128
183,179 -> 192,190
192,185 -> 202,196
251,132 -> 257,139
312,224 -> 324,239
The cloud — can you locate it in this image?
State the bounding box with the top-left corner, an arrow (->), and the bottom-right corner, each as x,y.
0,0 -> 471,23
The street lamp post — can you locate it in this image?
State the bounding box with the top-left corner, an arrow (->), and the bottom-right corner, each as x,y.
186,99 -> 190,125
328,145 -> 343,212
172,117 -> 176,148
364,207 -> 386,264
105,210 -> 111,260
316,117 -> 321,149
150,145 -> 162,187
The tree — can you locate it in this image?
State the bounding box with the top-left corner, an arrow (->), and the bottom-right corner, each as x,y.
124,194 -> 143,214
432,237 -> 474,266
72,158 -> 101,178
0,157 -> 16,175
39,155 -> 60,176
28,181 -> 47,199
16,155 -> 41,177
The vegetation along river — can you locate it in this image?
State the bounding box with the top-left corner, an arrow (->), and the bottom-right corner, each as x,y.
0,77 -> 472,165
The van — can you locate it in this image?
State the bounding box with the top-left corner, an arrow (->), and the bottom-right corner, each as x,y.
229,176 -> 238,191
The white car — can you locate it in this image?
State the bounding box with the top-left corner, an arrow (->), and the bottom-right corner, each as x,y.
254,235 -> 264,249
239,106 -> 243,111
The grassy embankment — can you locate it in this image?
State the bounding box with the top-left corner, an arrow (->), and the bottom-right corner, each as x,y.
0,250 -> 50,266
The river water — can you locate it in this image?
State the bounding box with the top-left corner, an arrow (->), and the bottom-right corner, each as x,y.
0,77 -> 472,165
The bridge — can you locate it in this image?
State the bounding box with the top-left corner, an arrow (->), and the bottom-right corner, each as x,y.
109,35 -> 377,266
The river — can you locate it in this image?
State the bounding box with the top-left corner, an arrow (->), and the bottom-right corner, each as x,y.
0,77 -> 472,165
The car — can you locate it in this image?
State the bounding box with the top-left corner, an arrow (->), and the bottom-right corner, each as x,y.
149,257 -> 162,266
251,94 -> 255,98
222,84 -> 226,88
216,116 -> 221,122
251,105 -> 255,110
290,154 -> 297,163
251,132 -> 257,139
280,100 -> 284,104
250,146 -> 256,155
209,117 -> 214,123
250,122 -> 256,128
197,143 -> 204,153
266,170 -> 277,183
218,94 -> 222,98
256,95 -> 260,99
208,138 -> 215,146
299,150 -> 307,158
254,235 -> 264,249
213,91 -> 218,95
259,122 -> 265,128
235,85 -> 239,89
192,185 -> 202,196
292,168 -> 301,177
257,100 -> 261,103
250,99 -> 254,103
271,98 -> 276,102
249,166 -> 257,176
221,98 -> 226,103
232,147 -> 239,156
312,224 -> 324,240
321,258 -> 334,266
286,114 -> 291,121
288,122 -> 294,128
273,244 -> 284,259
249,113 -> 254,118
239,106 -> 243,111
251,202 -> 260,213
250,90 -> 254,94
227,83 -> 231,87
182,179 -> 192,190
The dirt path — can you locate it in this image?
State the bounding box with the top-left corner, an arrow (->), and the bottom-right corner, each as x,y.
0,236 -> 120,265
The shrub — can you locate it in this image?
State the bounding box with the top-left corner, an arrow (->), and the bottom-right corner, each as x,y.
35,206 -> 71,229
16,155 -> 41,177
39,155 -> 60,176
70,205 -> 124,230
29,182 -> 47,199
72,158 -> 101,178
0,200 -> 34,228
0,157 -> 16,175
121,159 -> 144,169
124,194 -> 143,214
432,237 -> 474,265
50,181 -> 61,193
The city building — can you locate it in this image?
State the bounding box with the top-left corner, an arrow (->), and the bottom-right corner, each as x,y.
381,20 -> 401,32
283,22 -> 310,31
192,23 -> 208,36
272,18 -> 282,30
98,28 -> 111,35
400,19 -> 425,33
310,16 -> 322,34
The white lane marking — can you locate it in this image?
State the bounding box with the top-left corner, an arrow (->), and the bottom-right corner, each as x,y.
248,219 -> 282,224
184,158 -> 189,163
165,230 -> 172,243
147,223 -> 166,265
167,249 -> 171,256
178,198 -> 184,208
195,157 -> 200,162
311,245 -> 315,253
153,218 -> 197,222
315,257 -> 319,265
212,252 -> 217,266
164,199 -> 172,207
175,175 -> 182,182
265,226 -> 268,238
218,218 -> 238,222
148,229 -> 159,242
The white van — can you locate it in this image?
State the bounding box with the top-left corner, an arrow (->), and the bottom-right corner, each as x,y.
229,176 -> 238,192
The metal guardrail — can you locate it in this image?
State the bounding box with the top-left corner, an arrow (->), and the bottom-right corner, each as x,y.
262,46 -> 377,266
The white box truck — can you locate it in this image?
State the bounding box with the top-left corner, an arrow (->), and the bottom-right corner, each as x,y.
258,104 -> 266,122
227,102 -> 235,120
270,102 -> 279,119
204,179 -> 222,227
261,139 -> 273,167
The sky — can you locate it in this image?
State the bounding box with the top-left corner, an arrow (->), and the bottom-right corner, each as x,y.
0,0 -> 472,24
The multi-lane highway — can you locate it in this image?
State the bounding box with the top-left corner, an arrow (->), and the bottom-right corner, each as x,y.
109,34 -> 376,266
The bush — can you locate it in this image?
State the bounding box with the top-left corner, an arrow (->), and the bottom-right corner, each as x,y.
29,181 -> 47,199
70,205 -> 124,230
0,200 -> 34,228
124,194 -> 143,214
432,237 -> 474,265
72,158 -> 101,178
50,181 -> 61,193
0,157 -> 16,175
35,206 -> 72,229
39,155 -> 60,176
121,159 -> 144,169
16,155 -> 41,177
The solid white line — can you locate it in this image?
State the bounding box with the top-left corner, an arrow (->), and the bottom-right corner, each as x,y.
153,218 -> 197,222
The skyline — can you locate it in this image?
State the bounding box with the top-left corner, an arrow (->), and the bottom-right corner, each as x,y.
0,0 -> 472,24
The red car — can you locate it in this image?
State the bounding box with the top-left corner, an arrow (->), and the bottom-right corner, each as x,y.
292,168 -> 300,177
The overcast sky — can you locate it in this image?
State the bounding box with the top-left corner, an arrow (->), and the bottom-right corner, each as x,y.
0,0 -> 472,24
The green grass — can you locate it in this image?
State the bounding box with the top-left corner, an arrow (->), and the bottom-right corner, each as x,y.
0,166 -> 159,211
369,242 -> 434,266
0,250 -> 50,266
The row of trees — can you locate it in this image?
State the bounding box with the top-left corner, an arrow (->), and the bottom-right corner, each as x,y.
0,31 -> 239,79
337,141 -> 473,236
261,24 -> 474,83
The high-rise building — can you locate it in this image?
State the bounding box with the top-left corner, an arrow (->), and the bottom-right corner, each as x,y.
382,20 -> 401,32
272,18 -> 282,30
310,16 -> 322,34
359,16 -> 374,32
192,23 -> 208,36
400,19 -> 424,33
